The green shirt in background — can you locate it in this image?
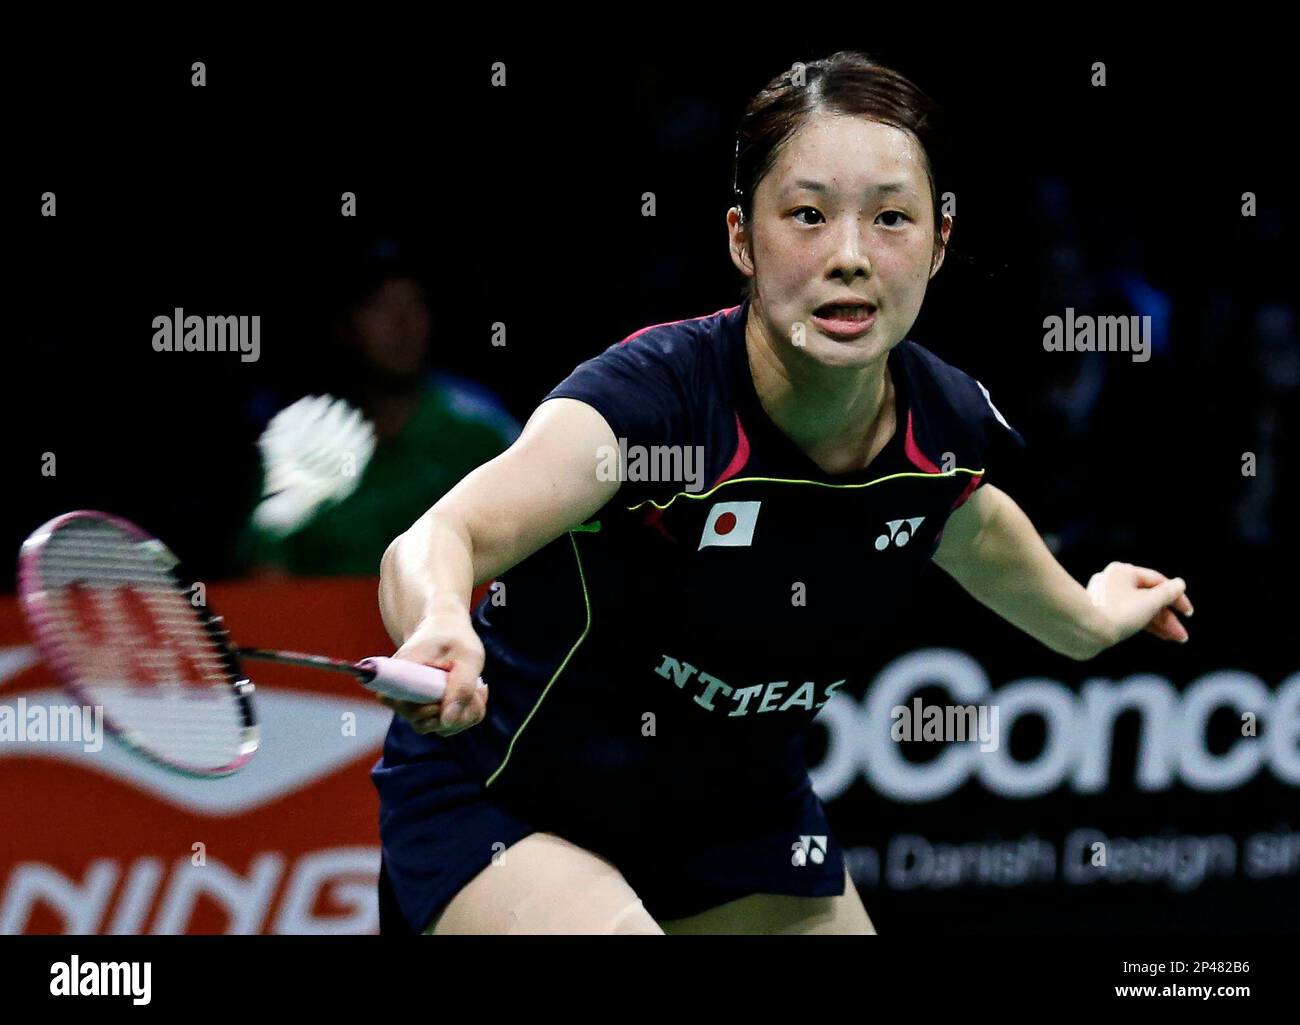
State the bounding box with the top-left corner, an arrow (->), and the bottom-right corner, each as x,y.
240,377 -> 519,576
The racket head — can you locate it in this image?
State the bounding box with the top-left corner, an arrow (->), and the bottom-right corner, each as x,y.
16,510 -> 259,777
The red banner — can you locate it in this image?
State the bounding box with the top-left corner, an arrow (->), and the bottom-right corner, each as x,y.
0,577 -> 415,934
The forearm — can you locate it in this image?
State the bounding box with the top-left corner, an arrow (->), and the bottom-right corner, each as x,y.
379,508 -> 478,646
935,488 -> 1115,660
377,399 -> 629,648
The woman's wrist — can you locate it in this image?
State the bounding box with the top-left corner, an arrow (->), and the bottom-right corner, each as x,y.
1077,592 -> 1120,659
424,591 -> 470,618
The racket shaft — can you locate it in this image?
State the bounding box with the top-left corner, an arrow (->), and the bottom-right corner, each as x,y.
237,649 -> 460,704
236,647 -> 369,679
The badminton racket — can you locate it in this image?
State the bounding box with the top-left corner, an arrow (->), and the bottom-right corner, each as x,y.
16,510 -> 477,777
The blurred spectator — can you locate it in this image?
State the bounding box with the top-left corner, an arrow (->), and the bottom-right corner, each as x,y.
1235,301 -> 1298,547
239,244 -> 519,576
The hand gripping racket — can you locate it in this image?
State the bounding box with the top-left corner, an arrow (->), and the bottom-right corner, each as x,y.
16,510 -> 478,777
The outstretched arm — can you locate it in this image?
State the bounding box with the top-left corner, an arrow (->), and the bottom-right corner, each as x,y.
931,484 -> 1193,661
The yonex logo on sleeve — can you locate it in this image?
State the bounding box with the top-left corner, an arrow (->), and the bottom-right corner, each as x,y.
792,835 -> 827,866
698,501 -> 762,550
875,517 -> 925,550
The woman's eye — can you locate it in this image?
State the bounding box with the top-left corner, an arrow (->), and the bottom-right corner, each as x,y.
877,210 -> 911,228
792,207 -> 824,225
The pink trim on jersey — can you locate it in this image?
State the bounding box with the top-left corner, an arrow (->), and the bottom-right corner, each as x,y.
952,474 -> 984,510
709,413 -> 751,490
903,410 -> 941,473
642,506 -> 676,543
903,409 -> 983,508
617,305 -> 741,346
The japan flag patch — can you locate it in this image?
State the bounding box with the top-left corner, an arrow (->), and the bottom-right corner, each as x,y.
698,501 -> 762,550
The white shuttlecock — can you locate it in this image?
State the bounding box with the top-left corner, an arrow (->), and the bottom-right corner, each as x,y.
253,395 -> 377,537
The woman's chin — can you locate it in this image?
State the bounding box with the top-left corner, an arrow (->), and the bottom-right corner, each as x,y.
797,331 -> 893,368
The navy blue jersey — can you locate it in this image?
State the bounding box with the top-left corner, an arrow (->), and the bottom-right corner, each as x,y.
383,299 -> 1025,836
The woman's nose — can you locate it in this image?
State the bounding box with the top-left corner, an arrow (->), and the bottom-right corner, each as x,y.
828,220 -> 873,279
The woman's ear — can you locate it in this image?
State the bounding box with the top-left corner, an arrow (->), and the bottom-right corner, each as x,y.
727,206 -> 755,278
929,212 -> 954,279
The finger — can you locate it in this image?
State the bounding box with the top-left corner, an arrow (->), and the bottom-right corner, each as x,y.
1128,565 -> 1169,589
1158,578 -> 1187,609
1141,608 -> 1175,640
439,665 -> 485,729
386,699 -> 442,722
1132,566 -> 1194,617
413,715 -> 443,735
464,684 -> 489,726
399,699 -> 442,717
1134,568 -> 1194,617
436,684 -> 489,737
1143,606 -> 1189,643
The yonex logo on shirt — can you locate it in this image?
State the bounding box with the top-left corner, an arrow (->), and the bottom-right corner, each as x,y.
792,835 -> 828,867
875,517 -> 925,550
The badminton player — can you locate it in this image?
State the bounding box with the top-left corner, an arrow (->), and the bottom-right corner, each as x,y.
370,51 -> 1193,935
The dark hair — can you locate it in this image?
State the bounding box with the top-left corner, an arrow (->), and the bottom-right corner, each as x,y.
731,52 -> 947,300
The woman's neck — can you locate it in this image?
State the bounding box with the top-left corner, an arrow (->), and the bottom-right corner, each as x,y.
744,303 -> 896,475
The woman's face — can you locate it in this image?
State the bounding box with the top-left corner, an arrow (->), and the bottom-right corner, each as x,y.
729,114 -> 951,369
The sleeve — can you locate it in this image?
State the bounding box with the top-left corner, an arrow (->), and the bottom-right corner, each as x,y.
541,334 -> 693,507
544,337 -> 689,444
961,377 -> 1028,504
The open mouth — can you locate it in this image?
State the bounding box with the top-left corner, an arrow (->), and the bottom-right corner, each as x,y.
810,301 -> 879,338
812,302 -> 877,321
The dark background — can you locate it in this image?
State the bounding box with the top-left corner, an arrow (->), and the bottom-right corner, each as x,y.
8,35 -> 1297,933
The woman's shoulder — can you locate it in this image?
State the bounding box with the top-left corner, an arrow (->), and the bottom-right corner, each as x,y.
614,303 -> 742,348
544,305 -> 742,449
551,305 -> 742,403
895,338 -> 984,400
602,303 -> 742,373
895,339 -> 1025,458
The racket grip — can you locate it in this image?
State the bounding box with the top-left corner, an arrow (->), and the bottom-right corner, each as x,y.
354,656 -> 485,705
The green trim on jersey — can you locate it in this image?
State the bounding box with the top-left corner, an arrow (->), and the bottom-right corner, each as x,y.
625,467 -> 986,513
484,529 -> 594,788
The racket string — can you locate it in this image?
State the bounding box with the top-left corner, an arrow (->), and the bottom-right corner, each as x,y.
31,518 -> 254,773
